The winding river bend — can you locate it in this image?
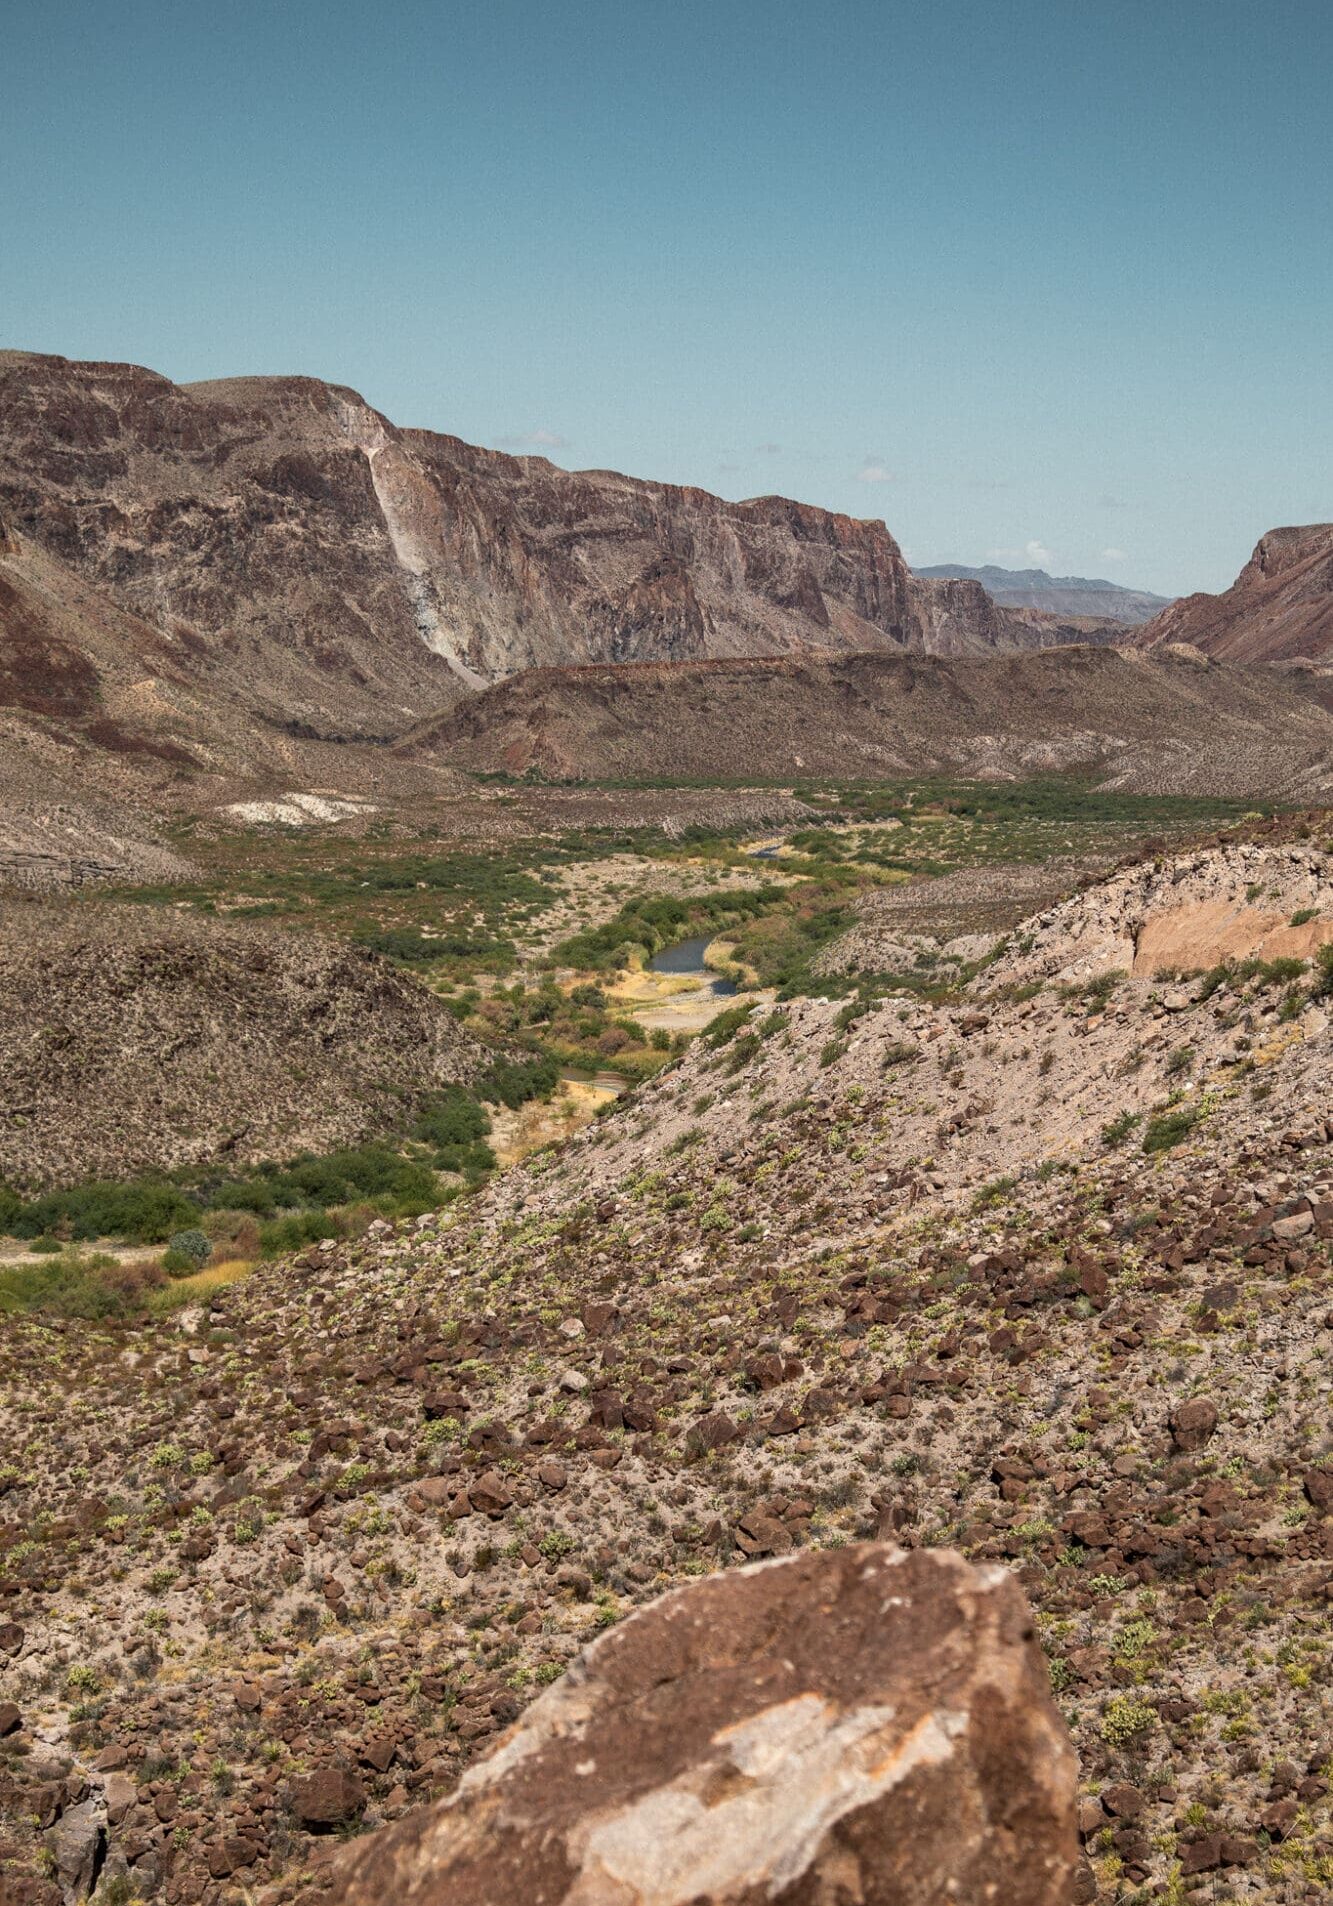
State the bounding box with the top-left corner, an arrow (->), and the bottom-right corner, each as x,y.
647,934 -> 738,997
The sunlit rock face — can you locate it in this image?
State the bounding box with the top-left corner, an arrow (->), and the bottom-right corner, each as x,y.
321,1543 -> 1078,1906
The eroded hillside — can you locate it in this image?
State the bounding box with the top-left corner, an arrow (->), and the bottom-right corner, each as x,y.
3,827 -> 1333,1905
0,909 -> 483,1188
1135,527 -> 1333,665
411,645 -> 1333,798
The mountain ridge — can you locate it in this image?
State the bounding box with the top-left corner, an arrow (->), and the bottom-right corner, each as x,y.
915,563 -> 1172,624
0,350 -> 1120,759
402,644 -> 1333,799
1133,523 -> 1333,663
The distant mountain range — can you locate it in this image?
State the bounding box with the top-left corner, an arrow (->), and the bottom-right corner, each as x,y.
1,349 -> 1330,831
915,564 -> 1172,625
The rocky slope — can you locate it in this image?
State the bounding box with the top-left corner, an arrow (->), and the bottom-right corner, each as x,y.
917,564 -> 1171,625
0,514 -> 479,880
826,829 -> 1333,989
1135,527 -> 1333,664
3,822 -> 1333,1906
0,908 -> 482,1188
406,644 -> 1333,798
0,351 -> 1116,750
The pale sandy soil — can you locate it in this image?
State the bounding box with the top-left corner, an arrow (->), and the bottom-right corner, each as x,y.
488,1075 -> 624,1167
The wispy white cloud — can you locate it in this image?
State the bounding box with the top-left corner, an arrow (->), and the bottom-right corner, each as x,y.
855,458 -> 894,484
495,428 -> 570,450
1101,547 -> 1127,563
986,539 -> 1055,568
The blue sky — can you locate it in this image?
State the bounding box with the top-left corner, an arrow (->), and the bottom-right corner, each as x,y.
3,0 -> 1329,596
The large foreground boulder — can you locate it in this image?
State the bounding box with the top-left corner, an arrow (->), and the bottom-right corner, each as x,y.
323,1543 -> 1078,1906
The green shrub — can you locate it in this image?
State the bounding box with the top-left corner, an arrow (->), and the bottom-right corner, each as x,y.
1100,1694 -> 1157,1748
0,1251 -> 158,1321
409,1088 -> 496,1175
1101,1110 -> 1140,1148
258,1210 -> 340,1258
881,1040 -> 919,1068
475,1052 -> 560,1108
1197,961 -> 1233,1000
1142,1104 -> 1201,1153
1315,943 -> 1333,999
4,1178 -> 203,1244
702,1004 -> 753,1048
725,1031 -> 762,1073
356,927 -> 516,969
1063,968 -> 1126,1012
168,1228 -> 212,1268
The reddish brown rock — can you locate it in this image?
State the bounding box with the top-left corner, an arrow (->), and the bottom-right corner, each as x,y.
290,1768 -> 365,1830
468,1470 -> 515,1518
1134,523 -> 1333,664
1170,1397 -> 1219,1451
413,1478 -> 457,1509
322,1544 -> 1077,1906
1304,1467 -> 1333,1513
683,1411 -> 740,1460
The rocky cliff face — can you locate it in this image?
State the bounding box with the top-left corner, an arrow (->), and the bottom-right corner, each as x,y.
0,352 -> 1114,747
1134,525 -> 1333,663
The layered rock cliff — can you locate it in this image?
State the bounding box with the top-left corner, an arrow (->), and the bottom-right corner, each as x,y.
1134,524 -> 1333,663
0,351 -> 1117,747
